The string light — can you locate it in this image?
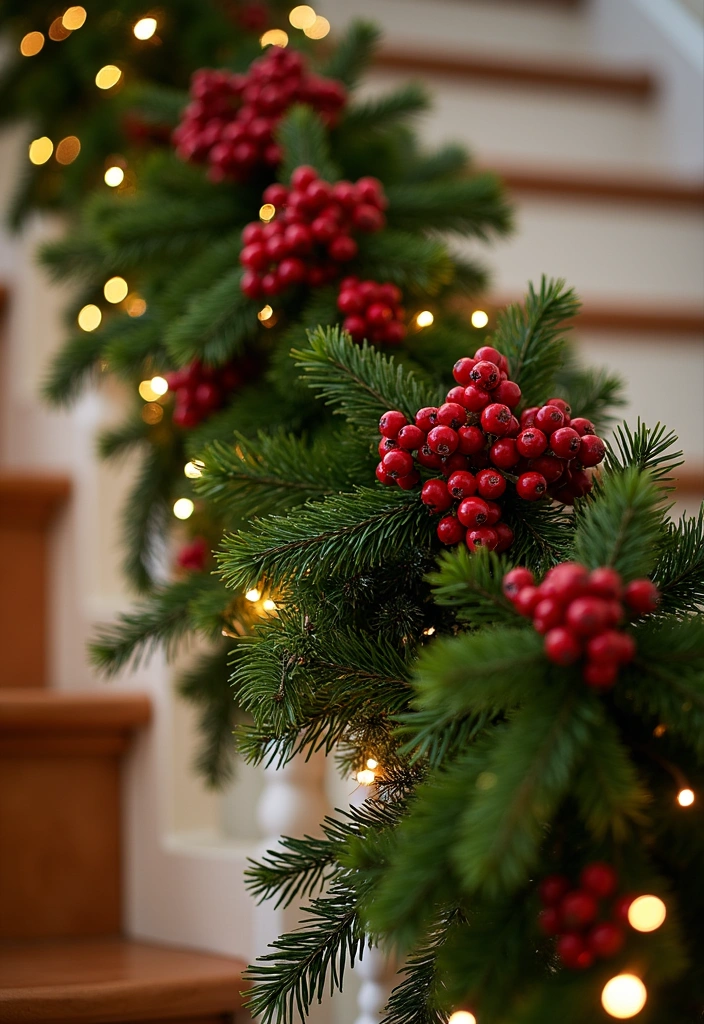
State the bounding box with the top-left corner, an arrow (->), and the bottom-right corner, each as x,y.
258,305 -> 274,322
422,626 -> 436,636
627,895 -> 666,933
471,310 -> 489,329
133,17 -> 157,39
141,402 -> 163,424
366,758 -> 378,769
104,276 -> 128,303
150,375 -> 168,396
62,6 -> 87,30
77,304 -> 101,332
356,768 -> 376,785
304,15 -> 330,39
677,788 -> 695,807
95,65 -> 122,89
416,311 -> 434,328
138,377 -> 168,401
259,203 -> 276,222
173,498 -> 194,520
125,294 -> 147,317
49,17 -> 71,41
601,975 -> 647,1019
20,32 -> 45,56
104,165 -> 125,186
449,1014 -> 477,1024
260,28 -> 289,47
184,461 -> 203,479
245,588 -> 261,602
55,136 -> 81,164
289,5 -> 316,29
263,599 -> 277,611
29,137 -> 53,165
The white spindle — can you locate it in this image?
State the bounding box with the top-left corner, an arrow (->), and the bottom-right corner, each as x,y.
354,946 -> 389,1024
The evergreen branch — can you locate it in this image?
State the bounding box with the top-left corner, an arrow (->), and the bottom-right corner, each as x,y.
294,325 -> 440,427
38,231 -> 109,283
553,357 -> 626,434
165,269 -> 258,366
357,231 -> 455,294
343,83 -> 431,133
503,497 -> 574,572
426,546 -> 517,625
119,440 -> 181,591
654,507 -> 704,614
606,420 -> 683,482
97,415 -> 149,459
217,487 -> 434,591
382,919 -> 459,1024
277,105 -> 340,184
403,145 -> 468,184
158,231 -> 246,321
386,174 -> 512,238
573,466 -> 665,580
102,314 -> 166,378
124,82 -> 187,126
492,278 -> 580,407
396,706 -> 491,769
42,329 -> 106,405
320,21 -> 381,88
178,641 -> 241,787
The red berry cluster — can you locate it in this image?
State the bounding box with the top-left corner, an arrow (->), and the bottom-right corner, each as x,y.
539,864 -> 643,970
240,167 -> 387,300
375,344 -> 606,554
173,49 -> 346,182
337,278 -> 406,346
176,536 -> 208,572
503,562 -> 660,689
166,360 -> 248,429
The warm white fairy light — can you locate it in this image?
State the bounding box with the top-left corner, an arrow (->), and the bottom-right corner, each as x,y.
289,5 -> 316,29
601,975 -> 647,1019
366,758 -> 378,770
56,136 -> 81,165
471,310 -> 489,329
263,599 -> 277,611
104,165 -> 125,186
21,32 -> 45,56
77,304 -> 101,332
422,626 -> 436,636
356,768 -> 376,785
133,17 -> 157,39
245,588 -> 261,602
95,65 -> 122,89
677,788 -> 695,807
104,276 -> 128,303
173,498 -> 194,520
258,305 -> 274,322
449,1013 -> 477,1024
184,461 -> 203,479
62,6 -> 87,30
29,137 -> 53,165
304,15 -> 330,39
260,28 -> 289,47
150,375 -> 168,396
628,895 -> 666,933
259,203 -> 276,222
125,294 -> 147,317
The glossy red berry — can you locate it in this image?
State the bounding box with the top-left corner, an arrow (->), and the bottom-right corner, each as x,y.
495,521 -> 514,552
453,357 -> 476,385
561,890 -> 598,929
416,444 -> 443,470
557,933 -> 594,970
580,862 -> 618,899
546,397 -> 571,419
544,627 -> 581,665
520,406 -> 538,429
588,922 -> 625,959
539,874 -> 570,906
494,380 -> 521,408
462,385 -> 490,412
415,407 -> 439,432
291,165 -> 318,190
375,461 -> 395,486
490,438 -> 520,469
458,425 -> 486,455
474,345 -> 503,364
466,526 -> 499,552
329,235 -> 358,261
516,428 -> 548,459
538,907 -> 562,935
534,405 -> 565,435
446,386 -> 468,406
457,496 -> 490,528
579,434 -> 606,467
516,471 -> 547,501
421,478 -> 453,514
532,597 -> 564,634
587,630 -> 635,664
530,454 -> 565,484
565,597 -> 611,637
476,468 -> 506,499
483,500 -> 502,526
437,402 -> 466,429
469,360 -> 500,391
502,566 -> 534,600
396,470 -> 420,490
382,449 -> 413,477
541,562 -> 589,603
379,410 -> 407,438
570,417 -> 596,436
550,427 -> 582,459
396,424 -> 426,450
481,403 -> 512,436
427,425 -> 459,456
587,567 -> 622,600
583,659 -> 619,689
378,437 -> 397,457
441,453 -> 470,477
623,578 -> 660,615
447,471 -> 477,500
514,585 -> 541,617
437,515 -> 465,546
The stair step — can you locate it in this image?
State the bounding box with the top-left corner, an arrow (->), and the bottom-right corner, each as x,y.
0,691 -> 150,940
0,937 -> 247,1023
493,164 -> 704,208
476,297 -> 704,337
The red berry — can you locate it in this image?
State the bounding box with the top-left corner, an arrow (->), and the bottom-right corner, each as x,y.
466,527 -> 499,552
481,403 -> 512,436
494,380 -> 521,408
337,289 -> 363,315
579,434 -> 606,467
532,597 -> 564,634
378,437 -> 397,457
240,242 -> 269,270
375,461 -> 395,486
539,874 -> 570,905
474,345 -> 503,364
446,386 -> 468,406
494,522 -> 514,553
329,235 -> 358,261
557,933 -> 594,970
571,417 -> 596,436
242,222 -> 264,245
546,397 -> 571,420
587,567 -> 622,600
613,894 -> 636,924
447,471 -> 477,500
483,500 -> 502,526
490,438 -> 520,469
580,862 -> 618,899
278,257 -> 306,286
417,444 -> 443,470
550,427 -> 582,460
367,301 -> 393,327
507,415 -> 521,438
458,425 -> 486,455
561,890 -> 598,929
441,453 -> 470,477
623,578 -> 660,615
520,407 -> 538,429
535,405 -> 565,435
437,402 -> 467,429
544,627 -> 581,665
516,428 -> 548,459
353,203 -> 385,232
583,659 -> 619,689
263,182 -> 289,206
469,360 -> 500,391
588,922 -> 625,959
437,515 -> 465,546
515,586 -> 541,617
284,223 -> 312,254
502,566 -> 534,600
457,496 -> 490,528
476,468 -> 506,500
530,454 -> 565,484
516,472 -> 547,501
396,424 -> 425,450
421,478 -> 453,514
538,907 -> 562,935
343,315 -> 367,342
565,597 -> 611,637
453,357 -> 477,386
415,407 -> 439,432
382,449 -> 413,477
587,630 -> 634,664
396,469 -> 420,490
379,410 -> 407,438
463,385 -> 490,412
241,270 -> 262,298
261,271 -> 280,296
290,165 -> 318,190
427,425 -> 459,457
542,563 -> 590,603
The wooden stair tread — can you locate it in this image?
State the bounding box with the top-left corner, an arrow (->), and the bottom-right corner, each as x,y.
478,296 -> 704,336
0,690 -> 152,734
0,937 -> 248,1023
374,46 -> 655,99
491,163 -> 704,207
0,474 -> 71,528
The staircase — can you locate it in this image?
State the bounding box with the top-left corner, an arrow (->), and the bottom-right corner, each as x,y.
0,476 -> 248,1021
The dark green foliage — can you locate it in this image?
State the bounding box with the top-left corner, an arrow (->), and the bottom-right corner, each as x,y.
386,174 -> 513,238
654,507 -> 704,614
165,269 -> 257,366
277,106 -> 340,184
342,83 -> 431,134
319,21 -> 381,88
178,641 -> 242,787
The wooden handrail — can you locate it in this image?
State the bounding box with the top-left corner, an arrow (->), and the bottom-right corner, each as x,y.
0,691 -> 152,733
0,475 -> 71,528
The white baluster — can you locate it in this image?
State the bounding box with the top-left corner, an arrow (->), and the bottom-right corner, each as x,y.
354,946 -> 389,1024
